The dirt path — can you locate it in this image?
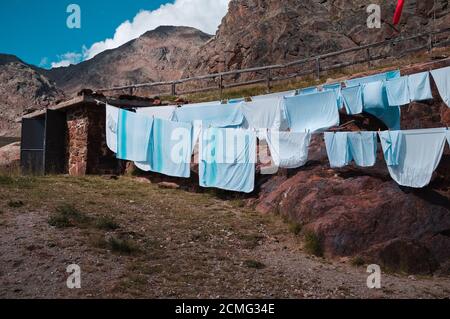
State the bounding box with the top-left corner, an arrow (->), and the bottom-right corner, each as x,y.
0,175 -> 449,298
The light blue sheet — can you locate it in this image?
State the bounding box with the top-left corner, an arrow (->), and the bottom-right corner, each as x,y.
283,91 -> 340,133
251,90 -> 296,101
199,128 -> 256,193
323,83 -> 343,109
386,77 -> 410,106
447,129 -> 450,146
431,67 -> 450,107
346,70 -> 400,87
106,104 -> 119,153
386,70 -> 401,80
227,98 -> 246,104
173,103 -> 244,128
378,131 -> 403,166
347,132 -> 378,167
261,131 -> 311,169
381,128 -> 447,188
298,86 -> 319,95
136,118 -> 192,178
342,85 -> 363,115
362,80 -> 401,130
116,109 -> 153,162
408,71 -> 432,102
240,98 -> 283,130
324,132 -> 351,168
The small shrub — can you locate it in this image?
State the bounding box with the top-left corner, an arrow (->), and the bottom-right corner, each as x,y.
0,175 -> 14,185
243,259 -> 266,269
7,200 -> 24,208
304,231 -> 323,257
95,215 -> 120,230
351,256 -> 366,267
48,204 -> 90,228
288,222 -> 303,235
107,236 -> 139,255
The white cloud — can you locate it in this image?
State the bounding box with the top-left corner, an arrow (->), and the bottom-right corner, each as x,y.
39,57 -> 48,67
50,0 -> 230,68
51,52 -> 83,68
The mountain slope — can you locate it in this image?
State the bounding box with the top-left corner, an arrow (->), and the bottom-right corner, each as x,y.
183,0 -> 450,77
0,54 -> 63,137
44,26 -> 212,96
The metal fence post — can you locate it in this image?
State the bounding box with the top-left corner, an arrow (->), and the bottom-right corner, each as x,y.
315,57 -> 321,80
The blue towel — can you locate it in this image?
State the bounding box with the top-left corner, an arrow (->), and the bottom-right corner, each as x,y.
106,104 -> 119,153
347,132 -> 378,167
386,77 -> 410,106
324,132 -> 351,168
173,103 -> 244,128
378,131 -> 403,166
298,86 -> 319,95
283,91 -> 340,133
117,109 -> 153,162
323,83 -> 343,109
362,81 -> 401,130
408,71 -> 432,102
386,70 -> 401,80
431,67 -> 450,107
251,90 -> 296,101
346,70 -> 400,87
381,128 -> 447,188
137,118 -> 192,178
240,98 -> 283,130
261,131 -> 311,169
342,85 -> 363,115
227,98 -> 246,104
199,128 -> 256,193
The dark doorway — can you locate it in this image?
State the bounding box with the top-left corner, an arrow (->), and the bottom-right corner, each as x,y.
20,117 -> 46,175
44,110 -> 67,174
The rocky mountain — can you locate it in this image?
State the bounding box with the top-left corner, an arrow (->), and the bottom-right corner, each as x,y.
183,0 -> 450,77
0,54 -> 63,137
42,26 -> 212,96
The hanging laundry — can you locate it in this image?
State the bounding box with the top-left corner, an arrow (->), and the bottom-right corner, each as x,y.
173,103 -> 244,127
199,128 -> 256,193
240,98 -> 284,130
324,132 -> 351,168
386,70 -> 401,80
136,118 -> 192,178
106,104 -> 119,153
381,128 -> 447,188
378,130 -> 403,166
323,83 -> 343,109
347,132 -> 378,167
227,98 -> 246,104
393,0 -> 405,25
182,100 -> 222,108
430,66 -> 450,107
283,91 -> 340,133
117,109 -> 153,162
260,130 -> 311,169
342,85 -> 363,115
346,73 -> 388,87
408,71 -> 432,102
362,80 -> 401,130
386,77 -> 410,106
136,105 -> 177,120
298,86 -> 319,95
447,129 -> 450,146
251,90 -> 296,101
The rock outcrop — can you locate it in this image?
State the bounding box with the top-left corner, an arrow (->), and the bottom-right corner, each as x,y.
184,0 -> 450,77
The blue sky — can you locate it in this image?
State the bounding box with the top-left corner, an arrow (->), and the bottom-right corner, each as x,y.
0,0 -> 229,69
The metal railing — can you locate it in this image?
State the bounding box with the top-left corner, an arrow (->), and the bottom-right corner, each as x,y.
97,28 -> 450,98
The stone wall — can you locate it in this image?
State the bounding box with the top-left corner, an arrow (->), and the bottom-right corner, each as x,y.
66,104 -> 122,176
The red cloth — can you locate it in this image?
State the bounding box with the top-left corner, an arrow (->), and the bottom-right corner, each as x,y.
393,0 -> 405,25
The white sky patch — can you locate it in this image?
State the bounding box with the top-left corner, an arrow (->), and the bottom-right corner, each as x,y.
49,0 -> 230,68
51,52 -> 83,68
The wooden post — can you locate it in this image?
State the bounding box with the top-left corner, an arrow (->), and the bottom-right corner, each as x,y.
266,69 -> 271,94
428,33 -> 433,52
171,82 -> 176,96
366,48 -> 371,68
219,75 -> 223,100
129,86 -> 134,96
315,57 -> 321,80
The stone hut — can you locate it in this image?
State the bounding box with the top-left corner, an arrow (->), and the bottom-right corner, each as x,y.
20,92 -> 157,176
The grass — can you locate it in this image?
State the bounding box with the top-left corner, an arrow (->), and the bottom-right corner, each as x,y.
106,236 -> 140,255
95,215 -> 120,230
7,200 -> 24,208
48,204 -> 91,228
350,256 -> 366,267
303,230 -> 323,257
288,221 -> 303,236
243,259 -> 266,269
